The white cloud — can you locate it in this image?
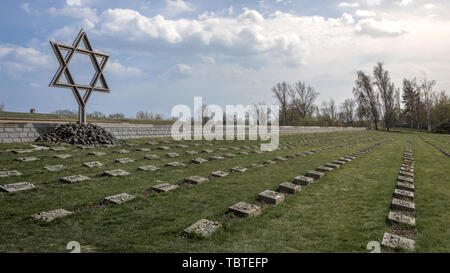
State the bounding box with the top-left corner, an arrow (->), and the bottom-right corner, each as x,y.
176,63 -> 192,73
355,10 -> 376,17
424,3 -> 436,9
356,18 -> 412,37
366,0 -> 382,6
21,3 -> 32,14
0,45 -> 51,75
396,0 -> 413,7
165,0 -> 193,14
106,61 -> 142,77
66,0 -> 82,6
338,2 -> 360,8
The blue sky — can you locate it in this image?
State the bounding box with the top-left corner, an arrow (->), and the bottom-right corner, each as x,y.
0,0 -> 449,118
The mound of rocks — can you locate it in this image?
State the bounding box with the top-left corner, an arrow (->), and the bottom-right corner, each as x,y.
36,123 -> 122,146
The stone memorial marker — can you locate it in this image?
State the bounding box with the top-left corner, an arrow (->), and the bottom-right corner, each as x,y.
136,148 -> 152,152
333,160 -> 346,165
89,151 -> 106,156
258,190 -> 285,205
397,176 -> 414,184
50,147 -> 66,151
31,209 -> 73,222
263,160 -> 276,165
45,165 -> 65,172
306,170 -> 325,181
387,211 -> 416,227
381,232 -> 415,251
397,181 -> 415,192
202,149 -> 214,153
279,182 -> 301,194
211,171 -> 229,178
166,152 -> 179,158
391,198 -> 415,212
55,154 -> 72,159
184,176 -> 209,184
16,157 -> 39,162
160,140 -> 170,144
238,151 -> 249,155
165,162 -> 186,167
293,175 -> 314,186
0,182 -> 36,193
185,151 -> 198,155
0,170 -> 22,177
104,193 -> 135,205
115,149 -> 130,154
152,183 -> 178,193
176,144 -> 188,148
275,156 -> 288,161
83,161 -> 103,168
102,169 -> 130,177
138,165 -> 159,172
147,141 -> 158,145
224,153 -> 236,158
12,149 -> 33,154
399,170 -> 414,178
231,166 -> 249,173
228,202 -> 261,217
157,146 -> 170,150
339,158 -> 352,163
286,155 -> 296,159
325,163 -> 340,169
192,158 -> 208,164
230,147 -> 240,151
208,155 -> 225,160
115,158 -> 135,164
31,145 -> 50,150
249,163 -> 264,169
393,188 -> 414,201
184,219 -> 220,237
316,166 -> 333,172
144,154 -> 160,160
60,174 -> 89,183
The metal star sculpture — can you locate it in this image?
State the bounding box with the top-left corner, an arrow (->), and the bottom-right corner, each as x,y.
49,29 -> 109,124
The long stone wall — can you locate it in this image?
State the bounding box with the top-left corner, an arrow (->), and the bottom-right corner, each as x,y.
0,122 -> 366,143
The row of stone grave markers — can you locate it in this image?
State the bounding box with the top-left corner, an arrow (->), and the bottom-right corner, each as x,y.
183,138 -> 394,237
0,134 -> 383,197
381,137 -> 417,251
18,136 -> 387,223
418,135 -> 450,157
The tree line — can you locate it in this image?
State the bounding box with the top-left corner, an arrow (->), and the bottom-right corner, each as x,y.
272,62 -> 450,133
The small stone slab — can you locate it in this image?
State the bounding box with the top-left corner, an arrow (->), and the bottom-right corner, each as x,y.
293,175 -> 314,186
230,147 -> 240,151
275,156 -> 288,161
241,146 -> 251,149
228,202 -> 261,217
83,161 -> 103,168
0,182 -> 36,193
393,189 -> 414,201
397,175 -> 414,184
50,147 -> 66,151
16,157 -> 39,162
136,148 -> 152,152
381,232 -> 415,251
263,160 -> 276,165
147,141 -> 158,145
249,163 -> 264,169
89,151 -> 106,156
224,153 -> 236,158
31,145 -> 50,150
333,160 -> 346,165
325,163 -> 340,169
400,166 -> 414,172
176,144 -> 189,148
54,154 -> 72,159
279,182 -> 302,194
387,211 -> 416,227
208,155 -> 225,160
157,146 -> 170,150
44,165 -> 65,172
346,156 -> 356,160
305,170 -> 325,181
184,176 -> 209,184
115,158 -> 135,164
138,165 -> 159,172
166,152 -> 180,158
339,158 -> 352,163
239,151 -> 249,155
192,157 -> 208,164
231,166 -> 249,173
12,149 -> 33,154
160,140 -> 170,144
399,170 -> 414,178
184,219 -> 220,237
115,149 -> 130,154
31,209 -> 73,222
152,183 -> 178,193
397,182 -> 415,192
286,155 -> 296,159
258,190 -> 285,205
103,193 -> 135,205
185,150 -> 198,155
391,198 -> 415,212
144,154 -> 160,160
211,171 -> 229,178
0,170 -> 22,177
102,169 -> 130,177
60,174 -> 89,184
165,162 -> 186,167
202,149 -> 214,153
316,166 -> 333,172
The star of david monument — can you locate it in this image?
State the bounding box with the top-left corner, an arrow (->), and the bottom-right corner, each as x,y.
49,28 -> 110,124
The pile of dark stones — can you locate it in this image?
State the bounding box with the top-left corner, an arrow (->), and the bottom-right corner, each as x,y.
36,123 -> 122,146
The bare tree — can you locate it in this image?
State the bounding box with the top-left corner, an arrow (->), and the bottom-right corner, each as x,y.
53,109 -> 76,116
88,111 -> 106,118
289,81 -> 319,120
136,111 -> 154,120
421,78 -> 436,133
109,113 -> 125,119
353,71 -> 380,130
271,82 -> 291,125
340,98 -> 355,126
402,78 -> 420,129
373,63 -> 396,131
320,99 -> 338,126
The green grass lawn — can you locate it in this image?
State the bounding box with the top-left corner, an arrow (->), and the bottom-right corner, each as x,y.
0,130 -> 448,253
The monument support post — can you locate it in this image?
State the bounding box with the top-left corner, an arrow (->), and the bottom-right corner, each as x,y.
79,104 -> 87,124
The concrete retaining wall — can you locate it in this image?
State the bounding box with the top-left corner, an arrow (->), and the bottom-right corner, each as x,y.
0,122 -> 366,143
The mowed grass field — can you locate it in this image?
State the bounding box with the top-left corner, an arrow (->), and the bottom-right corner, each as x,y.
0,130 -> 448,253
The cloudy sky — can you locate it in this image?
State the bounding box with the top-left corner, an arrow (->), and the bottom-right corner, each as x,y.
0,0 -> 449,118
